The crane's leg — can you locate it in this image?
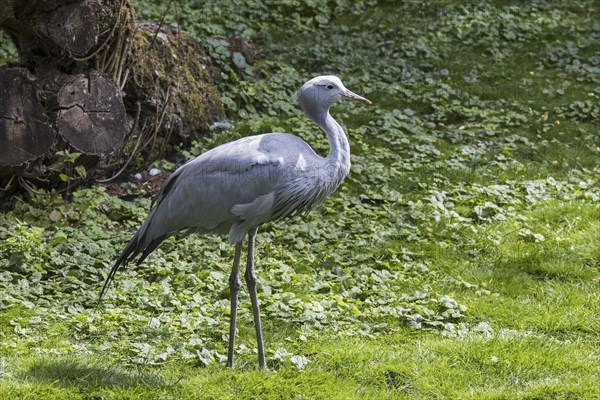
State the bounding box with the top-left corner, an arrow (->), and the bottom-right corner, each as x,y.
226,242 -> 243,368
245,227 -> 266,369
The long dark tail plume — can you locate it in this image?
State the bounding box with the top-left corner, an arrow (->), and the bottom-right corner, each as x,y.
98,230 -> 168,299
99,232 -> 142,302
99,179 -> 178,304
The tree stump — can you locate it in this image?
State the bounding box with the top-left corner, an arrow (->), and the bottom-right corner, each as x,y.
0,0 -> 227,193
0,67 -> 54,167
1,0 -> 124,64
56,70 -> 129,155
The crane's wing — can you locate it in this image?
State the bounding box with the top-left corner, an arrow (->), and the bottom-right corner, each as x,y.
100,133 -> 321,300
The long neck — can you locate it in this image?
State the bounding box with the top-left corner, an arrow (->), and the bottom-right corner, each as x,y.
308,108 -> 351,186
321,112 -> 350,170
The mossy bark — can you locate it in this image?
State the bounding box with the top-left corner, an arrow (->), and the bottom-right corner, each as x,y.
123,22 -> 224,161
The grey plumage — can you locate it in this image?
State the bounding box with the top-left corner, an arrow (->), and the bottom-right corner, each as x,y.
100,75 -> 371,368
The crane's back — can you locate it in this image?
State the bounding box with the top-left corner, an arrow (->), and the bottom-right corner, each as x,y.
138,132 -> 342,247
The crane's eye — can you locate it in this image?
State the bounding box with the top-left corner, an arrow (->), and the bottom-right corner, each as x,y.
326,84 -> 334,90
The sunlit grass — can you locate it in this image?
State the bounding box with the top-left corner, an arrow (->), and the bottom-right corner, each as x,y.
2,330 -> 598,399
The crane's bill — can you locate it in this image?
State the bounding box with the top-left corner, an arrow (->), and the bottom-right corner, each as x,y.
342,89 -> 371,104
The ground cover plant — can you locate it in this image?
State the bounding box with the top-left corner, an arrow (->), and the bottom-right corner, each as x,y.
1,1 -> 599,399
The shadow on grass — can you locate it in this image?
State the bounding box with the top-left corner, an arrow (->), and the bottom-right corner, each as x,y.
17,356 -> 166,388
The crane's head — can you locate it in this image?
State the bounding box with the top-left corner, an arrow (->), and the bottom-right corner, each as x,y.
298,75 -> 371,115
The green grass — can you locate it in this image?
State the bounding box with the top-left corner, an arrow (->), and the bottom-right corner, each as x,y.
1,0 -> 599,399
2,333 -> 598,399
